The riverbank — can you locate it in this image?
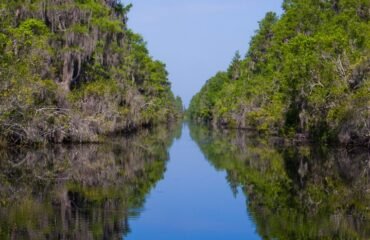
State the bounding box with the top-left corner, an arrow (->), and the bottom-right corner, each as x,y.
0,1 -> 183,145
188,1 -> 370,147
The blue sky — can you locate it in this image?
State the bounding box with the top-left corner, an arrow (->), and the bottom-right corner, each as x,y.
126,0 -> 283,106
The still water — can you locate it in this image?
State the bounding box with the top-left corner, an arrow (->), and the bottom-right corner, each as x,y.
0,122 -> 369,239
126,124 -> 259,240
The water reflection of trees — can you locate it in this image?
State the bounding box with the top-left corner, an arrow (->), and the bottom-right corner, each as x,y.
0,122 -> 182,240
189,123 -> 370,240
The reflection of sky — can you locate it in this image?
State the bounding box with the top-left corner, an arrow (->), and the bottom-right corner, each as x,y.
126,125 -> 260,240
126,0 -> 283,106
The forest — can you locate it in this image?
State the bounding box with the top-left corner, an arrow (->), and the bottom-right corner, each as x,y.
188,0 -> 370,146
0,0 -> 183,145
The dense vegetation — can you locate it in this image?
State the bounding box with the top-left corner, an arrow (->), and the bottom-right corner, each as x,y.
190,123 -> 370,239
188,0 -> 370,146
0,121 -> 182,239
0,0 -> 183,145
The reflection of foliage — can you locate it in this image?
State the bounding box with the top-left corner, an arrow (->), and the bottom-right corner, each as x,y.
0,122 -> 182,240
189,123 -> 370,239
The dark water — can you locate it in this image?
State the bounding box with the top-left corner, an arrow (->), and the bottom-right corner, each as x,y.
0,122 -> 369,239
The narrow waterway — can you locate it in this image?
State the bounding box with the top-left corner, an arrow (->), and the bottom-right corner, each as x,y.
0,122 -> 369,239
126,124 -> 259,239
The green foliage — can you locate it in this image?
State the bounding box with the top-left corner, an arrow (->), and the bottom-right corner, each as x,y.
189,0 -> 370,145
92,18 -> 124,33
0,0 -> 182,144
114,2 -> 132,15
188,72 -> 230,121
69,23 -> 89,34
13,19 -> 49,38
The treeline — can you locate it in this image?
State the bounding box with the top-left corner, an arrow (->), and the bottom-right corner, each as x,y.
188,0 -> 369,146
0,0 -> 183,145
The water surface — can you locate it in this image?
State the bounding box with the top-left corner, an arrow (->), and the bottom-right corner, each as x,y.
0,122 -> 369,239
126,124 -> 259,239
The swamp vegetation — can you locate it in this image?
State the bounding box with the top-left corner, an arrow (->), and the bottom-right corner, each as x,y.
0,0 -> 369,239
0,0 -> 183,145
189,0 -> 370,146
